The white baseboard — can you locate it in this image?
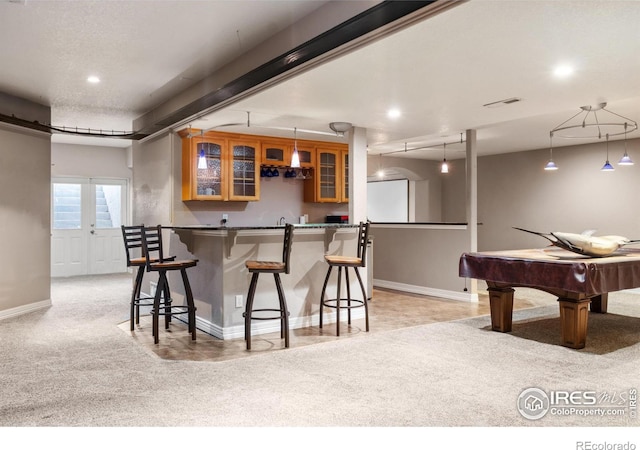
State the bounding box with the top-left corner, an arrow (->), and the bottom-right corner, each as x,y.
184,310 -> 365,340
0,299 -> 52,321
373,279 -> 478,303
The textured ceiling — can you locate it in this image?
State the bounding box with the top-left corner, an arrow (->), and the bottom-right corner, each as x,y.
3,0 -> 640,160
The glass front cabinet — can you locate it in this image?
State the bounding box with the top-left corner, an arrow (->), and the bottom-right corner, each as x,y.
341,148 -> 349,203
304,145 -> 348,203
181,131 -> 260,201
261,141 -> 290,167
181,129 -> 347,203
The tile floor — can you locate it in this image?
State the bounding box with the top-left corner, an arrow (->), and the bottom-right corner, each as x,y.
118,287 -> 555,362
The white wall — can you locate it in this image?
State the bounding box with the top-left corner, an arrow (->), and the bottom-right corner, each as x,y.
51,142 -> 131,179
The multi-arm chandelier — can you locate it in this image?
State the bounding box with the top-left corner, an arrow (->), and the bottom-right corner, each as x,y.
545,103 -> 638,171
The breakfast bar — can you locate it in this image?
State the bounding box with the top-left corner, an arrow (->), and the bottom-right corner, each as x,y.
164,224 -> 365,340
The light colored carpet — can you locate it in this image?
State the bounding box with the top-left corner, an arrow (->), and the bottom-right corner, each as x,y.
0,275 -> 638,428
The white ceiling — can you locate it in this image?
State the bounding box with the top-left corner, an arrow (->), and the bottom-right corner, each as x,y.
3,0 -> 640,161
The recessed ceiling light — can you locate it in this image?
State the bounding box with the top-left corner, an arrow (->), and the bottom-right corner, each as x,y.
387,108 -> 401,119
553,65 -> 574,78
87,75 -> 100,84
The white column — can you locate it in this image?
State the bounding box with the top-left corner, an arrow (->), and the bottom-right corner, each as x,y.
465,128 -> 478,296
349,126 -> 368,224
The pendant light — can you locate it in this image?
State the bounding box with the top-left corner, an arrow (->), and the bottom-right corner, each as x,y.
197,131 -> 207,169
618,122 -> 634,166
544,132 -> 558,171
376,154 -> 384,179
601,134 -> 615,171
290,127 -> 301,168
440,143 -> 449,174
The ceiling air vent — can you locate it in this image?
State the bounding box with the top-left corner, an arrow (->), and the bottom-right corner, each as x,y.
483,97 -> 523,108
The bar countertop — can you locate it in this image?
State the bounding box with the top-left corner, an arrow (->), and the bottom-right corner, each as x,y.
168,223 -> 359,231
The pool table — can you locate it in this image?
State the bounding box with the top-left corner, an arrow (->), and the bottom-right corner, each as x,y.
459,247 -> 640,349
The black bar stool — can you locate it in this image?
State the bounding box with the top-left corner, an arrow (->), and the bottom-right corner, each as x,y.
319,221 -> 370,336
121,224 -> 160,331
141,225 -> 198,344
243,223 -> 294,350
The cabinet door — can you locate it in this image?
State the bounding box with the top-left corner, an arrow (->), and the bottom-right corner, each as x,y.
228,139 -> 260,201
341,149 -> 349,203
316,148 -> 341,202
262,142 -> 290,167
183,136 -> 227,201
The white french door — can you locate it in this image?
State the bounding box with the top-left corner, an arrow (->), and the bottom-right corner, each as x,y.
51,177 -> 128,277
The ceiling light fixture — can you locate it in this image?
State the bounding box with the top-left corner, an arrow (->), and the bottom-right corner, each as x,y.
376,154 -> 384,179
441,143 -> 449,174
197,131 -> 207,169
87,75 -> 100,84
329,122 -> 352,137
601,134 -> 615,172
291,127 -> 301,168
544,132 -> 558,171
550,103 -> 638,139
387,108 -> 401,119
553,65 -> 574,79
618,122 -> 634,166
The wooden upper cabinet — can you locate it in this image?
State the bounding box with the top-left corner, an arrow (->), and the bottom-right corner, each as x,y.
181,130 -> 259,201
293,143 -> 315,168
261,141 -> 290,167
228,138 -> 260,201
181,129 -> 346,203
341,148 -> 349,203
182,133 -> 228,201
304,145 -> 348,203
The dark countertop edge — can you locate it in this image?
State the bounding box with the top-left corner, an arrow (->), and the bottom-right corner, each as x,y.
371,222 -> 468,226
167,224 -> 358,230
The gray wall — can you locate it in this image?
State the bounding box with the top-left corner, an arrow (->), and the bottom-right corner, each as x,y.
476,138 -> 640,251
0,123 -> 51,315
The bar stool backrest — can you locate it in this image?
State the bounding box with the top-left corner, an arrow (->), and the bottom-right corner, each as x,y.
356,221 -> 370,267
141,225 -> 165,271
282,223 -> 294,274
121,225 -> 144,267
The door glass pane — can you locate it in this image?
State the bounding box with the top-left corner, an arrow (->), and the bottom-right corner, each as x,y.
320,152 -> 336,198
232,144 -> 256,197
53,183 -> 81,229
197,142 -> 222,196
95,184 -> 122,228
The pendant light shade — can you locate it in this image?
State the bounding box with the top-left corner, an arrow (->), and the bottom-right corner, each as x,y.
544,133 -> 558,171
440,143 -> 449,173
291,128 -> 301,168
618,122 -> 634,166
601,134 -> 615,171
197,132 -> 207,169
197,149 -> 207,169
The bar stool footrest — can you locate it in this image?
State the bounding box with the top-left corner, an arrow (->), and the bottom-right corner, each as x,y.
151,305 -> 195,317
243,308 -> 290,321
321,298 -> 366,310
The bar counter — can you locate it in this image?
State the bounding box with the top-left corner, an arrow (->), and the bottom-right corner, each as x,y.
163,224 -> 364,340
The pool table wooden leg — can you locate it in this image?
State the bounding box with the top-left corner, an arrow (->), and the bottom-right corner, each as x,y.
590,293 -> 608,313
558,298 -> 590,349
488,286 -> 514,332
